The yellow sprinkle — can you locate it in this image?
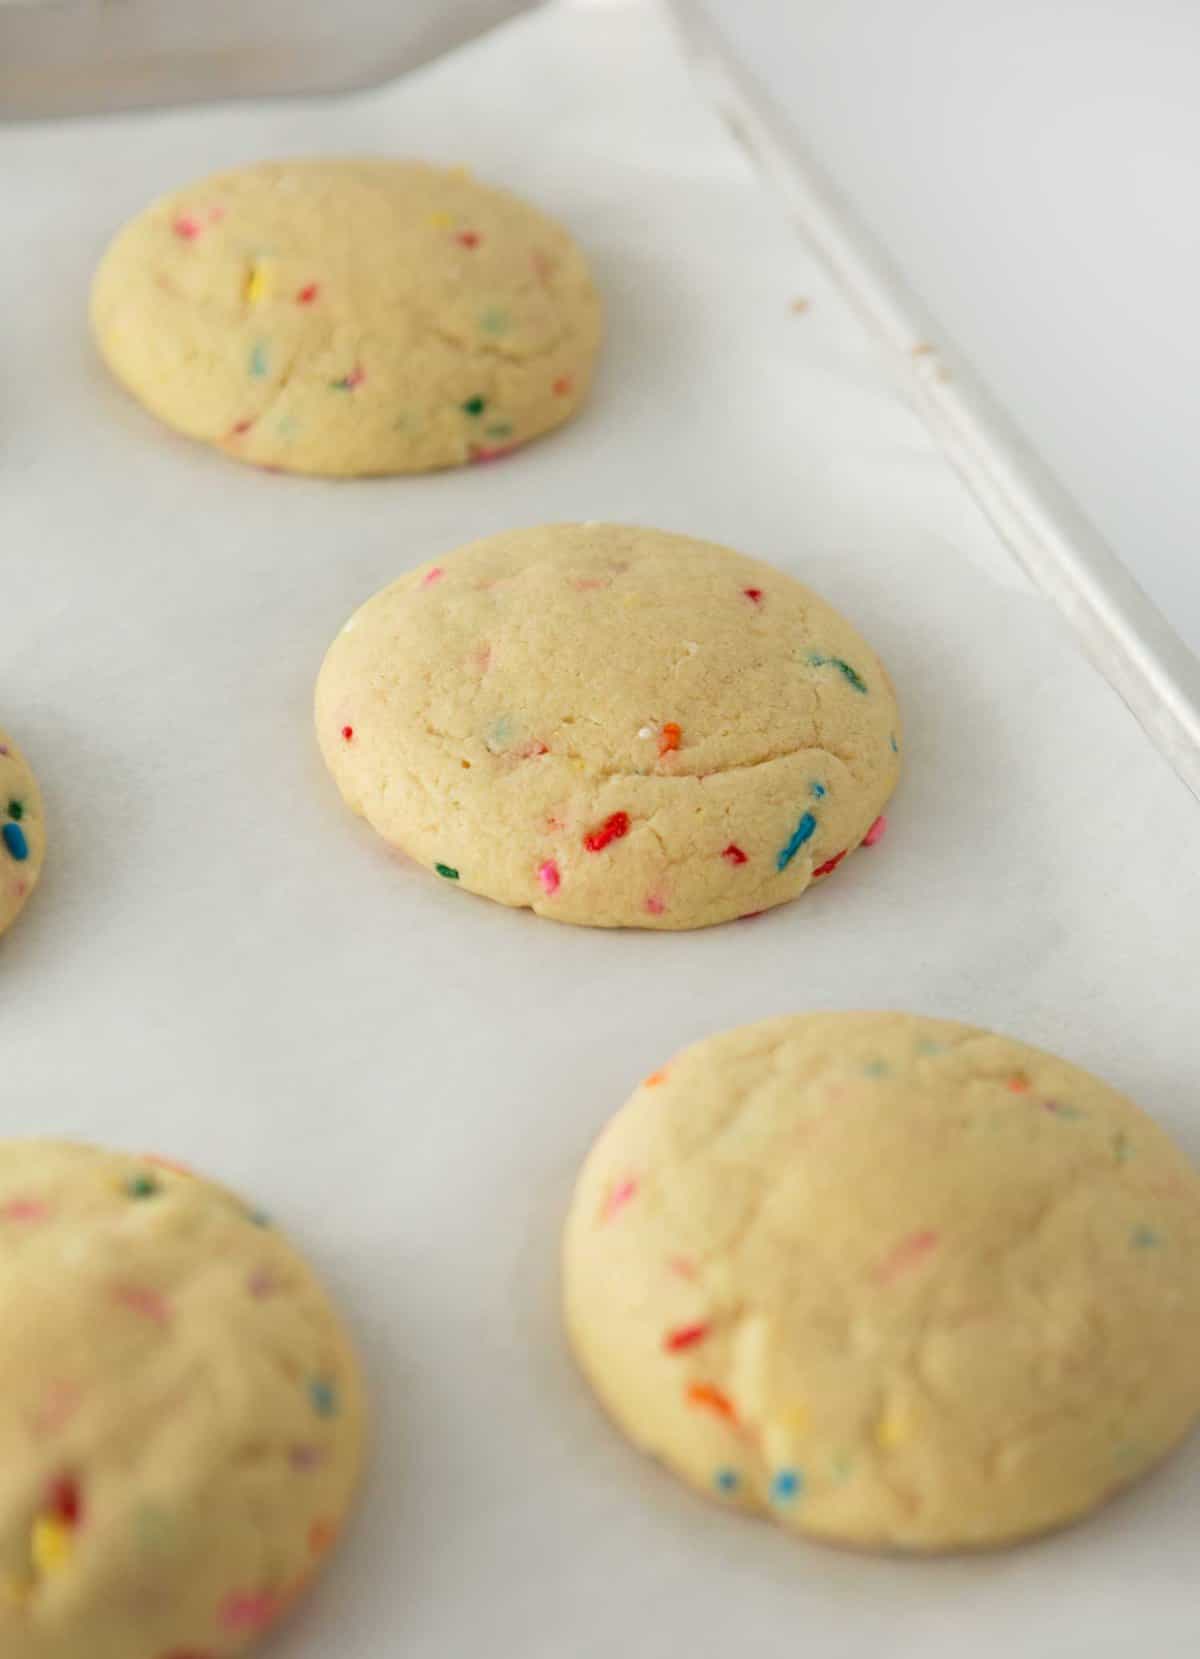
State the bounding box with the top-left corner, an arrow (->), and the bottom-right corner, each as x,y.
245,263 -> 270,304
31,1516 -> 72,1575
428,211 -> 452,229
875,1407 -> 911,1450
780,1401 -> 810,1435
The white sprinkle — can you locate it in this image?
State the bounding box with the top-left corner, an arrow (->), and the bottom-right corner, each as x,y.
637,726 -> 654,740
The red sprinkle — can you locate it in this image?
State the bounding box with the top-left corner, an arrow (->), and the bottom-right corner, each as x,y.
658,722 -> 682,758
722,844 -> 748,865
686,1382 -> 737,1423
469,442 -> 517,465
296,283 -> 319,305
584,811 -> 630,853
862,814 -> 888,847
455,230 -> 482,249
552,375 -> 573,396
46,1475 -> 82,1528
341,726 -> 354,743
813,850 -> 847,879
664,1323 -> 710,1353
229,418 -> 255,437
172,215 -> 200,241
743,587 -> 763,603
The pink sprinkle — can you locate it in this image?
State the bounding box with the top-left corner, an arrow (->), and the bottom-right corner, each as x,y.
875,1229 -> 939,1285
296,282 -> 319,305
455,230 -> 482,249
721,843 -> 748,866
645,893 -> 666,916
602,1177 -> 637,1222
743,587 -> 763,603
470,442 -> 518,465
1,1198 -> 49,1222
519,740 -> 549,759
863,815 -> 888,847
172,215 -> 200,240
343,364 -> 366,389
114,1286 -> 171,1327
220,1591 -> 281,1634
571,576 -> 608,591
247,1268 -> 279,1299
537,860 -> 560,896
421,567 -> 445,588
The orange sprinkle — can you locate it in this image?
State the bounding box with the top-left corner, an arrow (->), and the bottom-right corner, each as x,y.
1006,1074 -> 1031,1093
644,1068 -> 668,1088
686,1382 -> 737,1423
658,722 -> 682,757
552,375 -> 573,396
308,1518 -> 337,1556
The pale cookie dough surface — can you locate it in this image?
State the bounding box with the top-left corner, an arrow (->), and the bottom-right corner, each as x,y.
0,1141 -> 366,1659
315,524 -> 900,930
90,158 -> 601,477
0,731 -> 45,939
562,1013 -> 1200,1551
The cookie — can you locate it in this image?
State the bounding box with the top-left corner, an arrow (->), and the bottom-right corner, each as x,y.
0,730 -> 45,939
90,159 -> 602,477
0,1141 -> 366,1657
315,524 -> 900,930
562,1013 -> 1200,1551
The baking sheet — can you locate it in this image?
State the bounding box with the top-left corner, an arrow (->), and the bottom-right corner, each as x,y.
2,1 -> 1199,1654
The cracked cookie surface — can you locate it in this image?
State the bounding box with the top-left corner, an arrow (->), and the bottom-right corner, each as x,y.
0,730 -> 45,940
0,1141 -> 365,1657
562,1013 -> 1200,1549
90,159 -> 601,476
314,523 -> 900,929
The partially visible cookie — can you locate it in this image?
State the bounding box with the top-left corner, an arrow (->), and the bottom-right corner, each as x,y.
90,158 -> 602,476
315,523 -> 900,930
563,1013 -> 1200,1551
0,1141 -> 366,1658
0,730 -> 44,939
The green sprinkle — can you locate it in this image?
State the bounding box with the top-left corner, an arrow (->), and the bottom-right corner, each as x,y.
714,1468 -> 740,1495
126,1173 -> 160,1199
249,341 -> 269,377
1131,1224 -> 1162,1250
863,1059 -> 889,1078
808,653 -> 868,693
479,307 -> 509,335
462,396 -> 486,416
7,800 -> 22,821
309,1377 -> 338,1418
435,863 -> 460,881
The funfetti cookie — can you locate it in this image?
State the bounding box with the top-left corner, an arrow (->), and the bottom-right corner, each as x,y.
0,729 -> 45,939
315,524 -> 900,930
563,1012 -> 1200,1551
90,159 -> 602,477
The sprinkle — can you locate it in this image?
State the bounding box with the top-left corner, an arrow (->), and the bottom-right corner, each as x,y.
434,863 -> 459,881
2,823 -> 28,862
518,740 -> 549,759
309,1519 -> 336,1556
114,1285 -> 171,1326
1042,1099 -> 1083,1119
602,1177 -> 637,1222
247,1208 -> 271,1228
125,1173 -> 160,1200
810,781 -> 827,799
296,282 -> 319,304
664,1323 -> 710,1353
862,814 -> 887,847
875,1229 -> 939,1285
308,1378 -> 338,1418
479,307 -> 509,334
890,733 -> 900,753
809,653 -> 868,693
645,894 -> 666,916
770,1469 -> 803,1504
330,364 -> 365,391
341,725 -> 354,742
686,1382 -> 737,1424
249,341 -> 268,377
247,1267 -> 279,1299
1113,1131 -> 1133,1165
668,1256 -> 696,1279
552,375 -> 573,396
790,297 -> 810,314
455,230 -> 482,248
461,396 -> 487,416
228,418 -> 255,437
863,1059 -> 889,1077
637,726 -> 654,740
289,1444 -> 326,1472
45,1476 -> 82,1529
722,843 -> 748,866
1005,1073 -> 1031,1093
7,800 -> 23,820
536,860 -> 560,896
812,850 -> 847,879
1,1198 -> 49,1222
172,215 -> 200,240
714,1468 -> 740,1494
220,1591 -> 281,1633
584,811 -> 630,853
30,1517 -> 72,1575
875,1407 -> 910,1449
743,587 -> 763,603
469,442 -> 517,464
776,811 -> 817,871
1131,1224 -> 1161,1250
644,1069 -> 668,1087
208,206 -> 225,224
658,722 -> 682,757
245,264 -> 269,304
421,566 -> 445,588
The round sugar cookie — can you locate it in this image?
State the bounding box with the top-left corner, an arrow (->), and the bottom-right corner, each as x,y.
562,1013 -> 1200,1551
315,524 -> 900,930
90,158 -> 602,477
0,730 -> 45,939
0,1141 -> 366,1658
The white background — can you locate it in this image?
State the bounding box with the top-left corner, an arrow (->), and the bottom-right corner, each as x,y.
2,3 -> 1199,1655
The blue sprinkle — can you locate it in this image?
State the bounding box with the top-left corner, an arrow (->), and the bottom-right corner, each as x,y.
771,1468 -> 804,1504
249,341 -> 269,377
2,822 -> 28,862
810,781 -> 827,799
776,811 -> 817,871
890,733 -> 900,753
309,1378 -> 338,1418
1131,1225 -> 1161,1250
714,1468 -> 740,1495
